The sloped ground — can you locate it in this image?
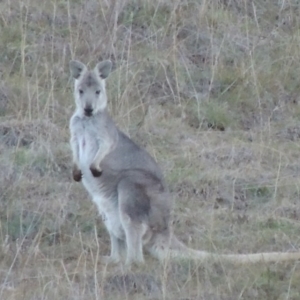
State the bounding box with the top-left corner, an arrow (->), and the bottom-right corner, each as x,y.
1,0 -> 300,299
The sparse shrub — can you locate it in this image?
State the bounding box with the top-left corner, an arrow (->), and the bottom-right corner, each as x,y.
1,211 -> 40,241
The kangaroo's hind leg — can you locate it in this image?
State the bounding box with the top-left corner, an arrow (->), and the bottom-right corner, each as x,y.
120,214 -> 148,265
117,177 -> 151,266
102,232 -> 126,264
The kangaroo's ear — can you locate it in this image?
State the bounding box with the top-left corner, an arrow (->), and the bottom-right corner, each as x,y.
95,60 -> 112,79
69,60 -> 87,79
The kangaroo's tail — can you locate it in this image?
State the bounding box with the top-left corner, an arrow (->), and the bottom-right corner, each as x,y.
147,234 -> 300,264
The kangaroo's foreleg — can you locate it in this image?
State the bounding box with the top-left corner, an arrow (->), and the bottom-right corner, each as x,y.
90,137 -> 116,177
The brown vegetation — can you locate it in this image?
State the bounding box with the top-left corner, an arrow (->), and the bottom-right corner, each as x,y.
1,0 -> 300,299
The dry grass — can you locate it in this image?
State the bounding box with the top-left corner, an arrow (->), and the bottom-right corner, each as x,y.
1,0 -> 300,299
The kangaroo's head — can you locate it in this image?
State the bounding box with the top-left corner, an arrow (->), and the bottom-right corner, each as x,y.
69,60 -> 112,117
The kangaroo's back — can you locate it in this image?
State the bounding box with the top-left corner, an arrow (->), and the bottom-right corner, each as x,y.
102,129 -> 164,181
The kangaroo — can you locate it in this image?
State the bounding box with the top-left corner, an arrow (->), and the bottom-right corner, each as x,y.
69,60 -> 300,266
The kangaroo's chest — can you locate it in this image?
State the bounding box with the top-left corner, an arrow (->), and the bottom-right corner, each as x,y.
74,120 -> 100,168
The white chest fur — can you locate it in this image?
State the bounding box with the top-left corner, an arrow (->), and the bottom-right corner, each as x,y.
75,124 -> 98,171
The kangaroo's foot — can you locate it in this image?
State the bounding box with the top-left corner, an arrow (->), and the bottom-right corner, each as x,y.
101,255 -> 122,265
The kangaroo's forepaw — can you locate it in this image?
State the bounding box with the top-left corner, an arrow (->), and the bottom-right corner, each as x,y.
90,164 -> 102,177
72,166 -> 82,182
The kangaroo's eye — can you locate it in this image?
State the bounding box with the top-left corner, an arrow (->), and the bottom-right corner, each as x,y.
96,90 -> 101,95
79,89 -> 84,95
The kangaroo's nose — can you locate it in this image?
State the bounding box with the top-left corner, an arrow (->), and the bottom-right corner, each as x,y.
84,106 -> 93,116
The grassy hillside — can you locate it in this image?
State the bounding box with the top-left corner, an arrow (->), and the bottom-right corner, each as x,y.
1,0 -> 300,299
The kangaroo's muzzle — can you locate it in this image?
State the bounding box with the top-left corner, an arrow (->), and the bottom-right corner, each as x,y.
84,106 -> 93,116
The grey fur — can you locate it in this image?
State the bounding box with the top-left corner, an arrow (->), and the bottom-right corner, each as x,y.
69,60 -> 300,266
